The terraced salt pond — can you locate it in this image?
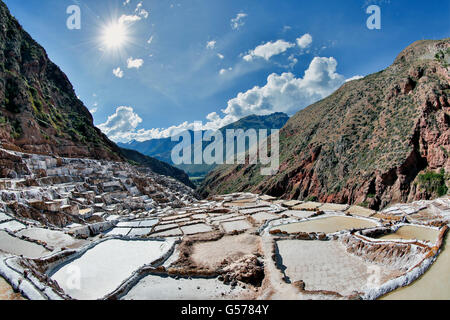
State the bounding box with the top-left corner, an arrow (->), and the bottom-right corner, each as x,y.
16,228 -> 86,249
0,230 -> 50,258
276,240 -> 397,296
50,239 -> 174,300
123,275 -> 251,300
377,226 -> 440,243
273,216 -> 378,234
382,233 -> 450,300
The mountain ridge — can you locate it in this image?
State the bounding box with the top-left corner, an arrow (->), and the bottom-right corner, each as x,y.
118,112 -> 290,177
199,39 -> 450,209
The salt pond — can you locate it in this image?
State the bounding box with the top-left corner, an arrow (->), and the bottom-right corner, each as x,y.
0,220 -> 26,232
50,239 -> 174,300
0,230 -> 50,258
16,228 -> 86,249
122,275 -> 250,300
381,233 -> 450,300
180,224 -> 213,235
273,216 -> 377,234
276,240 -> 395,296
0,212 -> 11,223
221,220 -> 253,233
377,225 -> 440,243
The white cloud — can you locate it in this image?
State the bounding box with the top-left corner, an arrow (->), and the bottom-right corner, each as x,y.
123,0 -> 130,6
90,108 -> 98,114
243,40 -> 295,61
113,67 -> 124,78
100,57 -> 354,142
135,1 -> 149,18
231,13 -> 247,30
345,75 -> 364,82
147,35 -> 154,44
206,40 -> 216,50
287,54 -> 298,68
223,57 -> 345,118
127,57 -> 144,69
98,106 -> 143,142
219,67 -> 232,75
217,53 -> 224,59
118,14 -> 141,25
296,33 -> 313,49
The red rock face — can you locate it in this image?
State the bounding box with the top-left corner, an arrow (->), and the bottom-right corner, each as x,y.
200,39 -> 450,210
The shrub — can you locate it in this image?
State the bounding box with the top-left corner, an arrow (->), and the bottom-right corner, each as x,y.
418,169 -> 448,197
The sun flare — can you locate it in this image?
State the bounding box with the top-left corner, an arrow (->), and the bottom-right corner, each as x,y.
101,22 -> 128,49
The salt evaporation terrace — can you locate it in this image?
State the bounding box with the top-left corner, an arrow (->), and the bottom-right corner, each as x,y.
0,147 -> 449,300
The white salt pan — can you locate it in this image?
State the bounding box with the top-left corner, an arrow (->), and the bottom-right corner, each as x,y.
51,239 -> 174,300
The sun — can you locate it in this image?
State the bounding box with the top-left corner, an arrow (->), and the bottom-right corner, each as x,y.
101,22 -> 128,50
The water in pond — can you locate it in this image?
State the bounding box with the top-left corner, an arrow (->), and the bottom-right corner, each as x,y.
50,239 -> 174,300
381,233 -> 450,300
273,216 -> 377,234
377,226 -> 440,243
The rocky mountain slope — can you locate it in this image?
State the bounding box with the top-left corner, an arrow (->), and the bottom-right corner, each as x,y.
119,112 -> 289,177
0,1 -> 122,160
0,1 -> 193,187
200,39 -> 450,210
119,147 -> 195,189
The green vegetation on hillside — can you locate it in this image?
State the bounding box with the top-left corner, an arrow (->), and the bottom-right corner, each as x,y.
417,169 -> 448,197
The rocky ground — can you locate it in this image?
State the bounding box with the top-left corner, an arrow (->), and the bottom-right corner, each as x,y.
0,149 -> 449,300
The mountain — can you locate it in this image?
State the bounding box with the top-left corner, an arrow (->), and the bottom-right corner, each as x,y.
119,147 -> 195,189
0,1 -> 193,188
199,39 -> 450,210
118,112 -> 290,178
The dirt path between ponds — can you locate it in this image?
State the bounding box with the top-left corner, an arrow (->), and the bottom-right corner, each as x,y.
0,277 -> 25,300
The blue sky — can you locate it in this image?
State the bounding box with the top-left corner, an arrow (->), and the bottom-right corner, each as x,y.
4,0 -> 450,142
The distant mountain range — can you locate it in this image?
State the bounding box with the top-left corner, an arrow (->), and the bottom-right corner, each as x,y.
0,1 -> 193,188
118,112 -> 290,179
199,39 -> 450,209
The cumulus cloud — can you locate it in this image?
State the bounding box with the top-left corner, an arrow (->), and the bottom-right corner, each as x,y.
100,57 -> 351,142
98,106 -> 143,142
127,57 -> 144,69
206,40 -> 216,49
296,33 -> 313,49
113,67 -> 124,78
231,13 -> 247,30
223,57 -> 345,118
243,40 -> 295,61
217,53 -> 224,59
